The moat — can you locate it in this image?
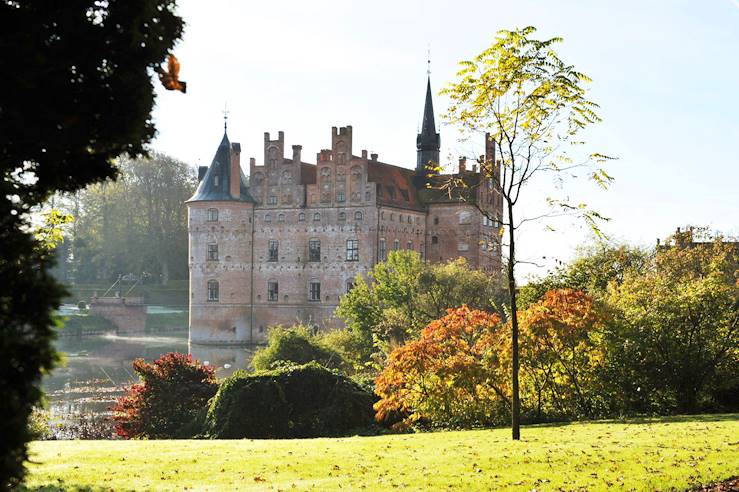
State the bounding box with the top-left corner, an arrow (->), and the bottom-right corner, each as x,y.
44,318 -> 258,426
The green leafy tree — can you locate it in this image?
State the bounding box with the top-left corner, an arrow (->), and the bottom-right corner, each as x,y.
519,242 -> 650,309
336,251 -> 502,371
603,229 -> 738,414
442,26 -> 614,439
67,153 -> 196,284
252,325 -> 346,372
0,1 -> 183,486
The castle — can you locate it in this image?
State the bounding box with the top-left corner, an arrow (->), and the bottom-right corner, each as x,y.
186,77 -> 504,345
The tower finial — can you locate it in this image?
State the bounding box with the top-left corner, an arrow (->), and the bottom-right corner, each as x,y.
222,102 -> 230,131
426,44 -> 431,76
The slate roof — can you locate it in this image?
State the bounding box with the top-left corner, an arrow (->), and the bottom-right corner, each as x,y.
188,131 -> 255,203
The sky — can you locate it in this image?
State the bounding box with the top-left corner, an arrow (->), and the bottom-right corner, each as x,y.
150,0 -> 739,280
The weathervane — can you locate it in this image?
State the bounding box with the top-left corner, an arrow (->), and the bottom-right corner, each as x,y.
222,102 -> 230,131
427,44 -> 431,76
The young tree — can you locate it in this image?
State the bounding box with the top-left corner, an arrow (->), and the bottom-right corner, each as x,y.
0,1 -> 183,486
443,27 -> 614,439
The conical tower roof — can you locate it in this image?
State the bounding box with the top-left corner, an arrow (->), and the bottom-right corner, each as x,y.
188,130 -> 254,203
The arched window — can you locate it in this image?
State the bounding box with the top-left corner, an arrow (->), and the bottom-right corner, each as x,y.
354,211 -> 363,221
298,212 -> 305,222
338,211 -> 346,221
264,213 -> 271,223
207,208 -> 218,222
313,212 -> 321,222
431,236 -> 439,245
434,217 -> 439,225
277,213 -> 285,223
393,239 -> 400,251
207,280 -> 219,302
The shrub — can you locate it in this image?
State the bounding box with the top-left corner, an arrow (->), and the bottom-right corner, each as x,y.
374,306 -> 508,430
205,362 -> 375,439
112,352 -> 217,439
252,325 -> 345,372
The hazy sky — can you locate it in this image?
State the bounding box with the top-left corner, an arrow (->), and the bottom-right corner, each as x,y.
151,0 -> 739,279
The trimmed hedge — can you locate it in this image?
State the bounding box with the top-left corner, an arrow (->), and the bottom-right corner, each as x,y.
205,362 -> 375,439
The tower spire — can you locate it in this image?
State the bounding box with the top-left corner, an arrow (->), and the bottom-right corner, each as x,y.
415,57 -> 441,184
222,102 -> 229,132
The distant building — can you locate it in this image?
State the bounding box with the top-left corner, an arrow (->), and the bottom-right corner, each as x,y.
186,77 -> 504,345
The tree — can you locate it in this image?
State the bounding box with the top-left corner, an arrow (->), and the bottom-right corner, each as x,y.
374,306 -> 507,429
603,229 -> 738,414
336,251 -> 503,370
0,1 -> 183,486
252,324 -> 346,372
112,353 -> 217,439
518,242 -> 650,309
66,153 -> 196,284
518,289 -> 606,419
442,26 -> 614,439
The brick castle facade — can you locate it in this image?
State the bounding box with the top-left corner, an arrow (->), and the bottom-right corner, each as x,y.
186,77 -> 504,344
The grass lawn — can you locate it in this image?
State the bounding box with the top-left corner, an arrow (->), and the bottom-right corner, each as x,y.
23,414 -> 738,491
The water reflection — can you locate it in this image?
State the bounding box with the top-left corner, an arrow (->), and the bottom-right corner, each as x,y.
45,332 -> 257,421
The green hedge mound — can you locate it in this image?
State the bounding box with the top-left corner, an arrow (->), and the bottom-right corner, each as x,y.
205,362 -> 375,439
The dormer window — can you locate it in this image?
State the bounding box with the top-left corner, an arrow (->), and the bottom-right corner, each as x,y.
214,175 -> 220,187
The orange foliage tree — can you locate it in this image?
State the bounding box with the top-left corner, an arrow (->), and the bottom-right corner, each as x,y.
374,306 -> 508,429
519,289 -> 606,419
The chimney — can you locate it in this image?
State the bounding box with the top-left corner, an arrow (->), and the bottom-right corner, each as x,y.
361,149 -> 368,159
458,157 -> 467,173
292,145 -> 302,164
197,166 -> 208,182
230,143 -> 241,199
370,153 -> 378,161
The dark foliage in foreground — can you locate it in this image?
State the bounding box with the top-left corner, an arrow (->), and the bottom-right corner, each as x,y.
205,363 -> 376,439
0,1 -> 183,485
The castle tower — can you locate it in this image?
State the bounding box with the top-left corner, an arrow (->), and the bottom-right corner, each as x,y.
415,76 -> 441,188
186,128 -> 255,345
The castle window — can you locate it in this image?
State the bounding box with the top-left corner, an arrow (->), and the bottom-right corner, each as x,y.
379,238 -> 387,261
338,211 -> 346,222
207,280 -> 219,302
207,208 -> 218,222
207,243 -> 218,261
458,242 -> 469,252
346,280 -> 355,293
458,211 -> 472,225
420,243 -> 425,260
265,213 -> 271,223
399,214 -> 403,223
214,175 -> 219,187
309,281 -> 321,302
268,195 -> 278,205
431,236 -> 439,245
267,281 -> 278,302
337,191 -> 345,202
407,241 -> 413,250
313,212 -> 321,222
338,152 -> 346,165
434,217 -> 439,225
278,213 -> 285,223
298,212 -> 305,222
309,239 -> 321,262
268,239 -> 278,262
346,239 -> 359,261
354,211 -> 363,221
393,239 -> 400,251
390,213 -> 394,222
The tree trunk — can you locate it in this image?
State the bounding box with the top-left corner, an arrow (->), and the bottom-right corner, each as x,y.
507,200 -> 521,440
